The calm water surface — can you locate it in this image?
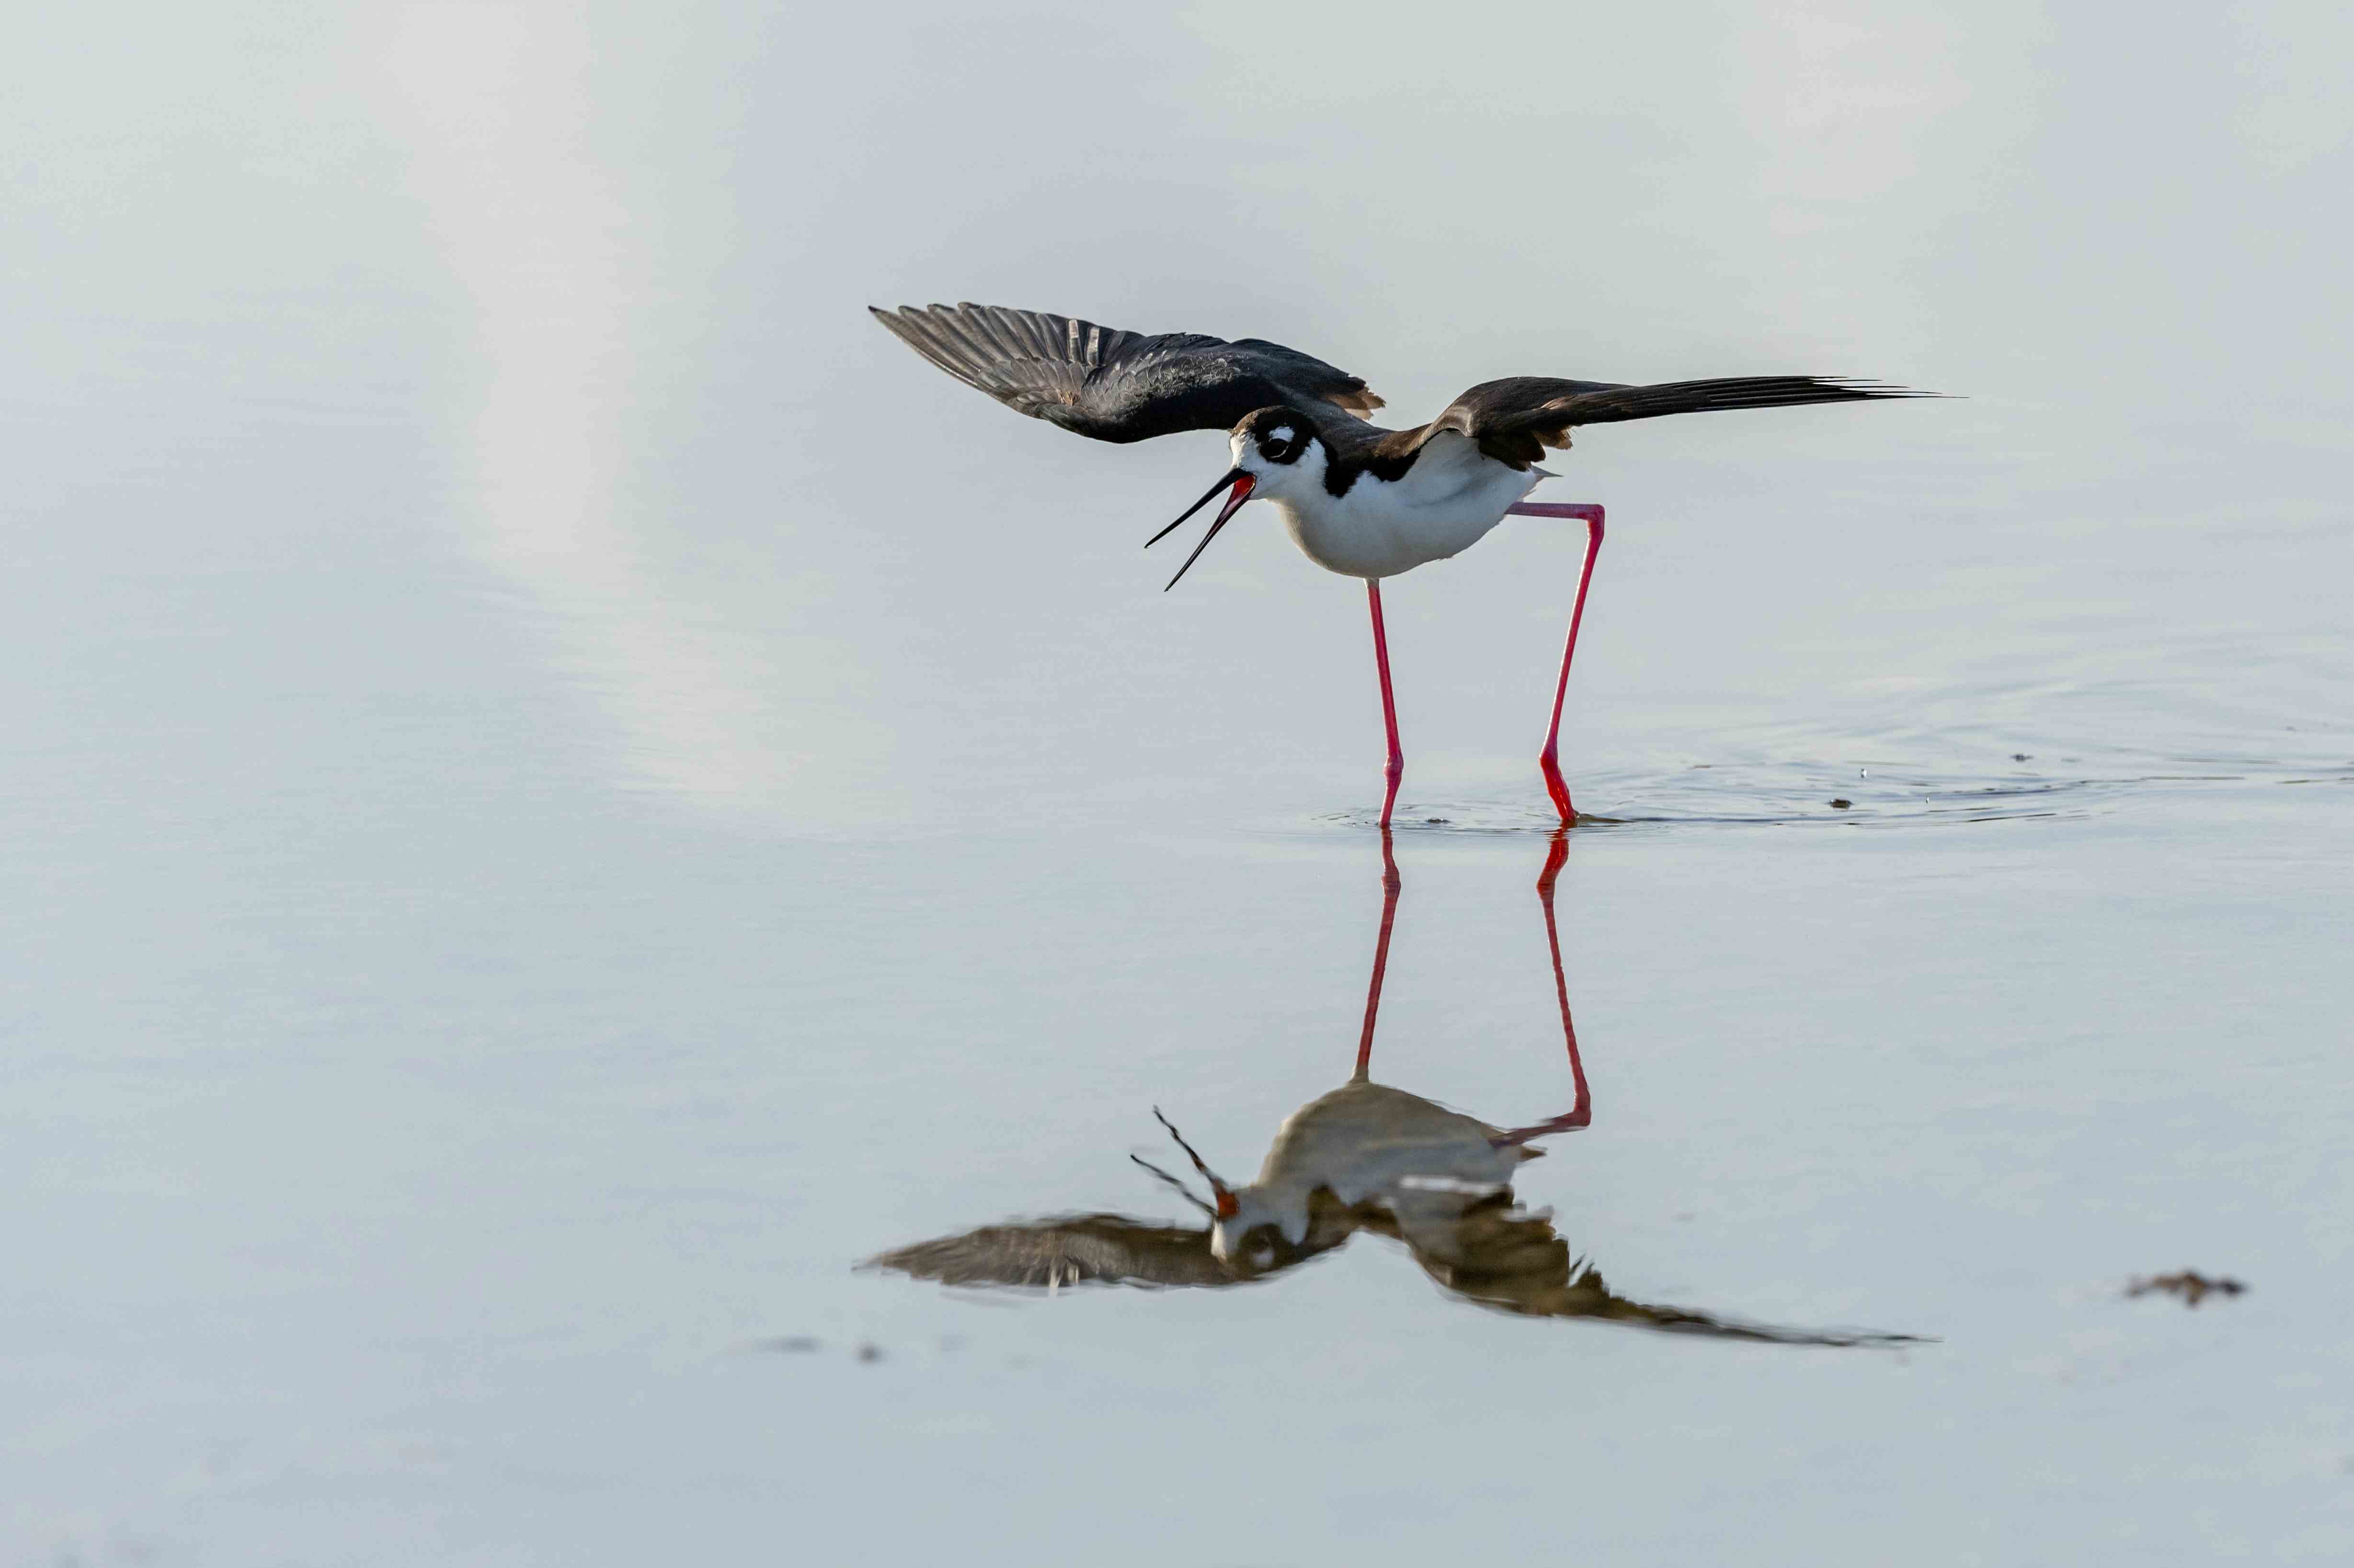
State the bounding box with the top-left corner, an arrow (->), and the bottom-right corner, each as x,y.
12,537 -> 2351,1560
11,5 -> 2354,1563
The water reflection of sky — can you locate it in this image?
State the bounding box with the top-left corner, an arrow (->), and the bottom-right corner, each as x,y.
9,3 -> 2354,1564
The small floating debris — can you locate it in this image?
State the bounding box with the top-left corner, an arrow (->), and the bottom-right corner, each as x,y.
856,1342 -> 885,1363
1424,817 -> 1450,824
2126,1270 -> 2246,1307
1828,798 -> 1852,809
2012,753 -> 2032,761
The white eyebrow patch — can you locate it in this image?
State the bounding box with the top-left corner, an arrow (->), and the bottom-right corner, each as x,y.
1268,426 -> 1295,443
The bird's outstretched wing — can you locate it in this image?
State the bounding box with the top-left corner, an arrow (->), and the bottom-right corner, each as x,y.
871,302 -> 1385,444
1404,1200 -> 1930,1347
1405,374 -> 1933,469
862,1213 -> 1236,1290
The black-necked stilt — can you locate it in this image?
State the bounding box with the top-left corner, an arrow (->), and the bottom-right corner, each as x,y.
874,302 -> 1930,825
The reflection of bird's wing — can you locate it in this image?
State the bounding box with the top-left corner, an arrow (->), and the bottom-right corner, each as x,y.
1531,1261 -> 1924,1347
863,1213 -> 1235,1289
1390,374 -> 1931,469
1409,1200 -> 1927,1347
871,303 -> 1385,443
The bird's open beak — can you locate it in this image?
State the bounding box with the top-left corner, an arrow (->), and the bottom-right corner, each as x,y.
1154,1106 -> 1241,1219
1152,469 -> 1256,592
1144,466 -> 1250,549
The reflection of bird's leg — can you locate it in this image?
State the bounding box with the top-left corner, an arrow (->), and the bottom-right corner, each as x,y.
1506,502 -> 1605,823
1352,828 -> 1403,1082
1365,581 -> 1405,827
1492,829 -> 1592,1144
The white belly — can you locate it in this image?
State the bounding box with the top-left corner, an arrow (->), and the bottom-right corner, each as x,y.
1272,434 -> 1544,580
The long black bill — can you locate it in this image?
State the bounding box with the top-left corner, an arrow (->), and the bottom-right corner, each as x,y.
1160,473 -> 1256,593
1143,466 -> 1247,550
1153,1106 -> 1238,1218
1129,1155 -> 1216,1218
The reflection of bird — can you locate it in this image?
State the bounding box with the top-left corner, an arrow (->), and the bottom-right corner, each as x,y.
866,833 -> 1920,1347
873,302 -> 1929,824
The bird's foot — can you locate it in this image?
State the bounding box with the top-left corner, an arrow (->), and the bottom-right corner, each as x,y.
1539,748 -> 1574,823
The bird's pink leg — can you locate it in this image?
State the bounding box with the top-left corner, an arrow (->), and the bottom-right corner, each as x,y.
1507,502 -> 1606,822
1351,829 -> 1402,1082
1366,580 -> 1405,828
1491,829 -> 1592,1145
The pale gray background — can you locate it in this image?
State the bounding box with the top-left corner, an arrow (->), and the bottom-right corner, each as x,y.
6,3 -> 2351,1564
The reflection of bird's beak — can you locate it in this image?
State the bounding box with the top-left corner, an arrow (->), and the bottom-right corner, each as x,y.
1153,469 -> 1255,592
1209,1178 -> 1239,1219
1153,1106 -> 1241,1218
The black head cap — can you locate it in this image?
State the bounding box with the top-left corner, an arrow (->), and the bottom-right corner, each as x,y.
1234,406 -> 1315,465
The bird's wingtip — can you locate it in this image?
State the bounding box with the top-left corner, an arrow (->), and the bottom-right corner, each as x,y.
1835,377 -> 1950,399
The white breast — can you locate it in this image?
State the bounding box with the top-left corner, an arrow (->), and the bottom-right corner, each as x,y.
1257,1081 -> 1518,1202
1271,432 -> 1544,580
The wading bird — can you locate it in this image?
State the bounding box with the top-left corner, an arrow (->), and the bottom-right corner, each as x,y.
873,302 -> 1927,825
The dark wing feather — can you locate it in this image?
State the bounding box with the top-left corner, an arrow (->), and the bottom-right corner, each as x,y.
862,1213 -> 1235,1290
1411,1200 -> 1928,1346
1412,374 -> 1933,468
872,302 -> 1384,444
